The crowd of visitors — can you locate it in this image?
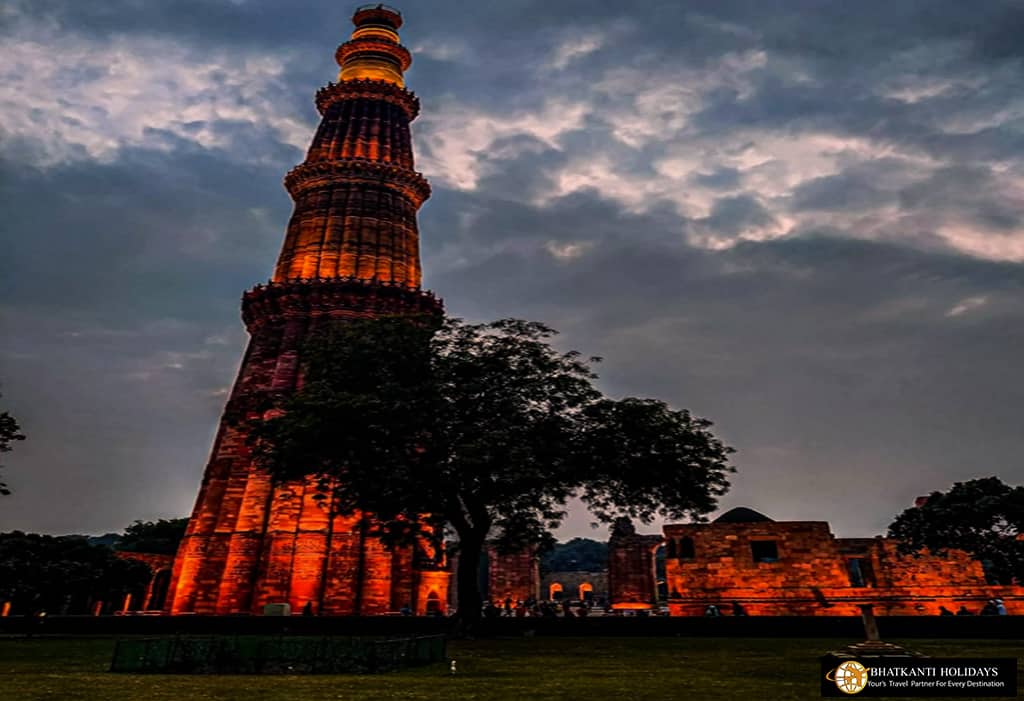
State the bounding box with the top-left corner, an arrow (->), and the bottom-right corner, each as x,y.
940,599 -> 1008,616
702,601 -> 748,617
482,596 -> 601,618
403,596 -> 1012,618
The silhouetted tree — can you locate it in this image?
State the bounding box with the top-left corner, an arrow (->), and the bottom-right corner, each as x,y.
0,532 -> 151,614
250,317 -> 734,629
0,391 -> 26,497
117,518 -> 189,555
888,477 -> 1024,585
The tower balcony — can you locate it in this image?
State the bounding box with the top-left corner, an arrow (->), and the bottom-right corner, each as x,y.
284,159 -> 431,208
315,79 -> 420,120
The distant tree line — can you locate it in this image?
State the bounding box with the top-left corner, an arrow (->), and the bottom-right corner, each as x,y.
117,518 -> 189,555
0,519 -> 188,615
541,538 -> 608,573
0,532 -> 151,615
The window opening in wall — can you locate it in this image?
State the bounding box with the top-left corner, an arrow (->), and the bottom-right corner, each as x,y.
750,540 -> 779,563
846,557 -> 876,587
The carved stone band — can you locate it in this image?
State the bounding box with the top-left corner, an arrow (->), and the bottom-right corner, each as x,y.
284,159 -> 431,207
316,79 -> 420,120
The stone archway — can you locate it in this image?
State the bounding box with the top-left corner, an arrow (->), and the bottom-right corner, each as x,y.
425,590 -> 442,614
578,582 -> 594,602
549,582 -> 564,600
146,569 -> 172,611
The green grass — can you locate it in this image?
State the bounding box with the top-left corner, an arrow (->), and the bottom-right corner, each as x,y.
0,636 -> 1019,700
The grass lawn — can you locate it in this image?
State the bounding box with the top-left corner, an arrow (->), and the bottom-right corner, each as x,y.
0,636 -> 1019,700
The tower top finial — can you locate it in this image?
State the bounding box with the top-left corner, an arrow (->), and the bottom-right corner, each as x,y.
337,5 -> 411,87
353,4 -> 403,30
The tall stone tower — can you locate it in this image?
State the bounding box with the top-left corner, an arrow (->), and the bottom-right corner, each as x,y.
166,5 -> 449,615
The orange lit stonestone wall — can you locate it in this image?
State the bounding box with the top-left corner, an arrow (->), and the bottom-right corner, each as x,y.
663,519 -> 1024,616
116,551 -> 174,611
116,551 -> 173,572
607,520 -> 664,609
542,571 -> 609,602
486,545 -> 540,603
273,84 -> 427,286
165,6 -> 449,616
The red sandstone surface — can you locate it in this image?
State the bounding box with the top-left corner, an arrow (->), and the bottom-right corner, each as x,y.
659,512 -> 1024,616
166,7 -> 449,617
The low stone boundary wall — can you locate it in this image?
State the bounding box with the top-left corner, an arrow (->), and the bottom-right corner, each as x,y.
3,615 -> 1023,639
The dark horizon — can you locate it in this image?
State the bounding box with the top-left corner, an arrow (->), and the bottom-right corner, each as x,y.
1,0 -> 1022,541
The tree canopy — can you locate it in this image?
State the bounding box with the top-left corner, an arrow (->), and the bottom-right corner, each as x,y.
887,476 -> 1024,585
250,316 -> 734,624
0,391 -> 26,497
541,538 -> 609,573
0,532 -> 152,615
117,518 -> 189,555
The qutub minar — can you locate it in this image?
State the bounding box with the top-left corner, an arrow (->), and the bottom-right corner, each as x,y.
166,5 -> 450,615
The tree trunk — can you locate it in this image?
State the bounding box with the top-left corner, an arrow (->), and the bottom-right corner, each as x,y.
452,530 -> 485,635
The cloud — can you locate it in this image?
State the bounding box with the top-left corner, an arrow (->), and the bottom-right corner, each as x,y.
410,39 -> 467,63
946,295 -> 989,317
417,98 -> 589,191
550,31 -> 605,70
0,18 -> 312,167
1,0 -> 1023,541
702,194 -> 780,238
436,218 -> 1024,537
545,240 -> 592,261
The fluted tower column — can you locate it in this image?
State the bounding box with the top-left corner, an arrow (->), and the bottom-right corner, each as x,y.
166,6 -> 448,617
274,5 -> 429,286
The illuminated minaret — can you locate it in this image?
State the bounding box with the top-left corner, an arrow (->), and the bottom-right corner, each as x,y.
274,4 -> 428,287
166,5 -> 449,616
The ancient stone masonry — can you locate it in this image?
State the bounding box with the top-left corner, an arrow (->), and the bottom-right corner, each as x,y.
166,6 -> 449,616
486,544 -> 541,604
607,518 -> 664,610
542,571 -> 608,603
601,507 -> 1024,615
115,552 -> 174,612
657,507 -> 1024,616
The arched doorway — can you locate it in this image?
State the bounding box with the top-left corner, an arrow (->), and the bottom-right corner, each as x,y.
146,569 -> 172,611
425,591 -> 442,615
578,582 -> 594,602
549,583 -> 563,600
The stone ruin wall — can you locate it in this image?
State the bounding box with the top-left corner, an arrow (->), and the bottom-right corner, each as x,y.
486,544 -> 540,603
541,571 -> 609,603
657,520 -> 1024,616
578,515 -> 1024,616
607,523 -> 663,609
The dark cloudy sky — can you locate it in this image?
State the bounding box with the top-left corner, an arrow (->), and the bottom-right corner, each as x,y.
1,0 -> 1022,541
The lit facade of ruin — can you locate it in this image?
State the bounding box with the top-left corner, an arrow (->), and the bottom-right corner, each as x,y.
605,507 -> 1024,615
662,508 -> 1022,616
166,6 -> 449,616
